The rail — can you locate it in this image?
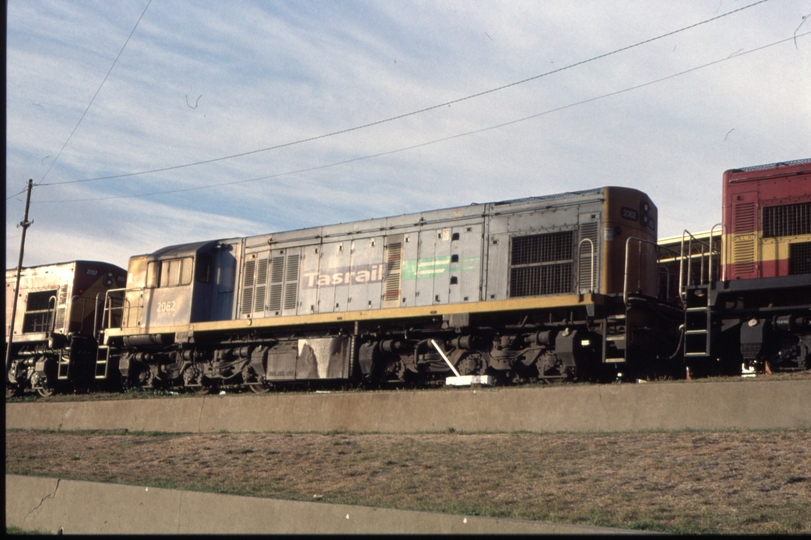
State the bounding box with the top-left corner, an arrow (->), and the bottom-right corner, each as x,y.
577,238 -> 595,294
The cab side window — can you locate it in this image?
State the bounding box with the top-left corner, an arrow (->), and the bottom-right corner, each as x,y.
147,257 -> 194,288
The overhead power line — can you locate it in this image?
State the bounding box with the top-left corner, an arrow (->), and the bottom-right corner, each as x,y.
37,0 -> 771,187
33,30 -> 808,205
38,0 -> 153,184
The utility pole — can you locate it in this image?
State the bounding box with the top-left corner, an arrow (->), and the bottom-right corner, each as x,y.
6,179 -> 34,379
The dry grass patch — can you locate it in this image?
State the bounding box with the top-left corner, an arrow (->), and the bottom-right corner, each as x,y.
6,428 -> 810,534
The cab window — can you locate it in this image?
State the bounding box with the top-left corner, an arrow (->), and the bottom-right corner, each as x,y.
147,257 -> 194,288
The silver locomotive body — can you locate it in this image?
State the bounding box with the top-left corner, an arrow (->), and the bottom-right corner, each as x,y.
105,186 -> 678,391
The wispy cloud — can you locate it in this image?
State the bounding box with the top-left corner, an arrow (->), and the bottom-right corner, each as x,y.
7,0 -> 811,268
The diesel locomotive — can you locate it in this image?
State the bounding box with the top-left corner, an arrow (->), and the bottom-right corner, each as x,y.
5,159 -> 810,396
5,261 -> 127,396
661,158 -> 811,375
98,186 -> 680,392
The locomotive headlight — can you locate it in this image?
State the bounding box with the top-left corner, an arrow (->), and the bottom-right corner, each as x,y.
640,200 -> 654,231
105,272 -> 114,287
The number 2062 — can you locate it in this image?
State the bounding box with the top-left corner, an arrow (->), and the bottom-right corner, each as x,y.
157,301 -> 176,313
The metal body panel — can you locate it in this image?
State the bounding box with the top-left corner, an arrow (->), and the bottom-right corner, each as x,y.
6,261 -> 127,343
104,293 -> 601,339
721,159 -> 811,280
119,186 -> 657,338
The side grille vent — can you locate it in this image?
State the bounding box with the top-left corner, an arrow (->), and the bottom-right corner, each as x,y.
254,258 -> 268,312
268,257 -> 284,312
732,202 -> 756,276
734,202 -> 756,233
240,259 -> 256,315
284,255 -> 300,311
578,222 -> 599,293
383,242 -> 403,303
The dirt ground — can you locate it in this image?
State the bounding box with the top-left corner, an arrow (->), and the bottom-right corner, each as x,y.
6,427 -> 811,534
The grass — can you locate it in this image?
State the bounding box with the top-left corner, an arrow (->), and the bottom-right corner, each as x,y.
6,428 -> 811,534
6,526 -> 53,535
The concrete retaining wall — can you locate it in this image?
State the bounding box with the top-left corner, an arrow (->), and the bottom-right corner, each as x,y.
6,475 -> 638,534
6,379 -> 810,434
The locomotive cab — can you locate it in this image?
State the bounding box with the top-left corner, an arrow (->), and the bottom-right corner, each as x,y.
121,239 -> 244,331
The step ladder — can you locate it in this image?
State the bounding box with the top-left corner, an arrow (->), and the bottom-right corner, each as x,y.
684,286 -> 711,357
678,226 -> 723,361
603,313 -> 627,363
57,349 -> 71,380
95,345 -> 111,379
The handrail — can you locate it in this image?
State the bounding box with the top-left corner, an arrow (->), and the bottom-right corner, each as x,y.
623,236 -> 658,305
577,238 -> 595,294
709,222 -> 726,282
93,292 -> 105,338
98,287 -> 143,336
98,287 -> 127,336
678,227 -> 722,302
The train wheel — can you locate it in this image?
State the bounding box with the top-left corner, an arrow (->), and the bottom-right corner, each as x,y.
37,385 -> 56,398
455,351 -> 487,375
249,382 -> 271,394
6,384 -> 22,398
194,378 -> 216,395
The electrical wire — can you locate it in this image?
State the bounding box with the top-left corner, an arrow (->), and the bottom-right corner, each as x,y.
37,0 -> 152,184
6,187 -> 30,201
33,30 -> 808,205
37,0 -> 771,187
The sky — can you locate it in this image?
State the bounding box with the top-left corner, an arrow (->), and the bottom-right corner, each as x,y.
6,0 -> 811,271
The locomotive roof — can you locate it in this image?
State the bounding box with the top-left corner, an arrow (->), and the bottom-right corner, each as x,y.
139,186 -> 643,258
729,157 -> 811,173
5,260 -> 125,275
140,240 -> 222,260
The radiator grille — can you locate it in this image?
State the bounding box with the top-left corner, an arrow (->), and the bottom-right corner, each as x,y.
27,290 -> 57,311
511,231 -> 573,265
510,231 -> 574,297
763,202 -> 811,238
790,242 -> 811,275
